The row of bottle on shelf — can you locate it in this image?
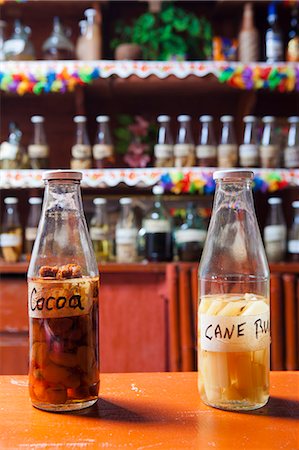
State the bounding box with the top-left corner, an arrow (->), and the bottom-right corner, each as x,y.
1,113 -> 299,171
1,187 -> 299,265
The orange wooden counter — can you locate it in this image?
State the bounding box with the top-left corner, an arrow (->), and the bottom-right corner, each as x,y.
0,372 -> 298,449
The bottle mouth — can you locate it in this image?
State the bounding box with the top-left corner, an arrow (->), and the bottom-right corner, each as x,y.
43,170 -> 82,181
213,169 -> 254,181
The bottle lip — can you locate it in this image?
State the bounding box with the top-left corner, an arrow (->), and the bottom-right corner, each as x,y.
153,185 -> 164,195
28,197 -> 42,205
243,115 -> 257,123
43,170 -> 83,181
213,169 -> 254,181
268,197 -> 282,205
292,200 -> 299,208
31,115 -> 45,123
73,115 -> 87,123
157,115 -> 170,122
262,116 -> 275,123
84,8 -> 97,17
199,115 -> 213,122
96,115 -> 110,123
288,116 -> 299,124
177,115 -> 191,122
4,197 -> 18,204
119,197 -> 132,205
93,197 -> 107,205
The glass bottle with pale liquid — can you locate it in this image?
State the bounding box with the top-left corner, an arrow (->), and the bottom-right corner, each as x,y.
218,116 -> 238,168
90,197 -> 111,262
198,169 -> 270,411
174,115 -> 195,167
70,116 -> 92,170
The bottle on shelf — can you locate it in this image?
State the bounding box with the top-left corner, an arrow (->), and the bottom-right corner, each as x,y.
90,198 -> 111,263
70,116 -> 92,170
263,197 -> 287,263
25,197 -> 42,261
154,115 -> 174,168
218,115 -> 238,168
198,169 -> 270,411
260,116 -> 280,168
93,116 -> 115,168
265,2 -> 283,63
0,122 -> 26,169
196,115 -> 217,167
42,17 -> 75,60
76,9 -> 101,60
174,115 -> 195,167
27,170 -> 99,412
239,115 -> 259,168
238,2 -> 259,63
0,197 -> 23,263
3,19 -> 35,61
115,198 -> 138,263
143,185 -> 173,262
28,116 -> 49,169
286,5 -> 299,62
175,202 -> 207,262
284,116 -> 299,168
288,200 -> 299,262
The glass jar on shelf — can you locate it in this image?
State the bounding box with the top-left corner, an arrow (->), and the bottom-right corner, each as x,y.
174,115 -> 195,167
196,115 -> 217,167
42,17 -> 75,60
3,19 -> 35,61
25,197 -> 42,261
218,116 -> 238,168
28,116 -> 49,169
263,197 -> 287,263
260,116 -> 280,168
284,116 -> 299,168
198,169 -> 270,411
0,197 -> 23,263
93,116 -> 115,168
71,116 -> 92,170
239,116 -> 259,168
288,200 -> 299,262
90,198 -> 111,263
115,198 -> 138,263
27,170 -> 99,412
154,115 -> 174,168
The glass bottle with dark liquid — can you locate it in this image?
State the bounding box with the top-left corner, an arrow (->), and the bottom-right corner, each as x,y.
143,185 -> 173,262
176,202 -> 207,262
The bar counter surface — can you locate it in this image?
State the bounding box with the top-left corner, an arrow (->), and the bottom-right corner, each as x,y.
0,372 -> 298,450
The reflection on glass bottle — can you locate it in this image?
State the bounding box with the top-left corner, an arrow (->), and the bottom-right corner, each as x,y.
287,5 -> 299,62
28,116 -> 49,169
90,198 -> 110,263
260,116 -> 280,168
198,170 -> 270,411
143,185 -> 173,262
27,170 -> 99,412
288,200 -> 299,262
93,116 -> 115,168
284,116 -> 299,168
239,116 -> 259,168
25,197 -> 42,261
175,202 -> 207,262
174,115 -> 195,167
42,17 -> 75,60
71,116 -> 92,169
265,2 -> 283,63
154,115 -> 174,168
0,122 -> 28,169
115,198 -> 138,263
3,19 -> 35,61
263,197 -> 287,263
218,116 -> 238,168
0,197 -> 23,263
196,115 -> 217,167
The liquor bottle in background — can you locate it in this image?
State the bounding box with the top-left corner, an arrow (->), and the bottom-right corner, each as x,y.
3,19 -> 35,61
143,185 -> 173,262
239,116 -> 259,168
115,198 -> 138,263
154,115 -> 174,167
287,5 -> 299,62
25,197 -> 42,261
288,200 -> 299,261
218,115 -> 238,168
238,2 -> 259,63
93,115 -> 115,168
28,116 -> 49,169
263,197 -> 287,263
284,116 -> 299,168
265,2 -> 283,63
198,170 -> 270,411
0,197 -> 22,263
70,116 -> 92,170
175,202 -> 207,262
90,198 -> 110,263
260,116 -> 280,168
196,115 -> 217,167
174,115 -> 195,167
77,9 -> 101,60
42,17 -> 75,60
0,122 -> 24,169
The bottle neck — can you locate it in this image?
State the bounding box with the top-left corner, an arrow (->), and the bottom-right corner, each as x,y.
158,122 -> 173,145
201,122 -> 216,146
44,180 -> 84,215
96,123 -> 111,144
242,4 -> 255,30
27,204 -> 42,227
288,123 -> 299,147
221,122 -> 236,145
267,203 -> 285,226
33,123 -> 46,145
243,121 -> 257,145
262,123 -> 276,146
75,122 -> 89,145
3,204 -> 21,227
294,208 -> 299,224
177,122 -> 193,144
94,204 -> 107,223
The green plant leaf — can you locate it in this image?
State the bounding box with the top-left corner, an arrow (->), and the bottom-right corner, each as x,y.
173,16 -> 189,32
160,5 -> 175,23
189,17 -> 201,37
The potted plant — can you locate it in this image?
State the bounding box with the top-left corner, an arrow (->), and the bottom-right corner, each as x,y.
110,22 -> 142,60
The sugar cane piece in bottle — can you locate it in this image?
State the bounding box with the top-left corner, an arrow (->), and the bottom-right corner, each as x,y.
25,197 -> 42,261
174,115 -> 195,167
93,115 -> 115,168
198,169 -> 270,411
71,116 -> 92,169
0,197 -> 23,263
154,115 -> 174,168
196,115 -> 217,167
28,116 -> 49,169
27,170 -> 99,412
218,116 -> 238,168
